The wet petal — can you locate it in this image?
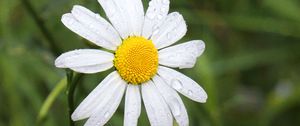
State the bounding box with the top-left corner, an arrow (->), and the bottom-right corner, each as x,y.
153,75 -> 189,126
61,13 -> 117,50
124,85 -> 141,126
83,77 -> 126,126
159,40 -> 205,69
151,12 -> 187,49
55,49 -> 114,74
158,66 -> 207,103
142,0 -> 170,39
142,81 -> 173,126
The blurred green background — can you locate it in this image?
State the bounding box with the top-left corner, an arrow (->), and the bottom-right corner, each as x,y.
1,0 -> 300,126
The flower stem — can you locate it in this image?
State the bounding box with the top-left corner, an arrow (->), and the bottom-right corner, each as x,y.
37,77 -> 67,125
66,70 -> 83,126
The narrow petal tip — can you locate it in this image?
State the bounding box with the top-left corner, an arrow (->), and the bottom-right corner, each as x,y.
198,92 -> 208,103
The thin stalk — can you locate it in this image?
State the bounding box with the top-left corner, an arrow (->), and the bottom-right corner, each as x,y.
66,70 -> 83,126
36,77 -> 67,125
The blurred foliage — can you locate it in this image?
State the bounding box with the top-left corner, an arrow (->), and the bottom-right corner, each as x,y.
1,0 -> 300,126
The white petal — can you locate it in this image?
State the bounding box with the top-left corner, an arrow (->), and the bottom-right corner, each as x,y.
84,77 -> 126,126
61,13 -> 116,50
142,81 -> 173,126
157,66 -> 207,103
153,75 -> 189,126
159,40 -> 205,69
71,71 -> 125,121
124,85 -> 141,126
142,0 -> 170,39
97,0 -> 144,38
151,12 -> 187,49
121,0 -> 144,36
71,5 -> 122,47
55,49 -> 114,74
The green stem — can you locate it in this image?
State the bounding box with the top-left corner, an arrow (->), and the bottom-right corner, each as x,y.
36,77 -> 67,125
66,70 -> 83,126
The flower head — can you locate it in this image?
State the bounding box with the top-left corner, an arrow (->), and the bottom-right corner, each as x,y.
55,0 -> 207,126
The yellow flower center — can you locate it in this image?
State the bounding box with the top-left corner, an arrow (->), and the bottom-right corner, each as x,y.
114,36 -> 158,84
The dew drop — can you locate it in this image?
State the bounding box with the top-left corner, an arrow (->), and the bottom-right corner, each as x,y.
161,7 -> 167,13
170,99 -> 181,116
162,0 -> 170,4
126,111 -> 134,117
67,19 -> 75,25
88,24 -> 94,28
153,25 -> 159,30
149,1 -> 154,6
95,14 -> 101,19
147,13 -> 156,19
153,29 -> 159,35
171,79 -> 183,90
157,14 -> 163,19
167,32 -> 173,39
188,90 -> 193,96
106,1 -> 116,16
104,111 -> 110,118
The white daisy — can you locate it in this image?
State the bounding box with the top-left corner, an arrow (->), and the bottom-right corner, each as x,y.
55,0 -> 208,126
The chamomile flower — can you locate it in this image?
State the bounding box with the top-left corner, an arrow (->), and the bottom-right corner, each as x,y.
55,0 -> 207,126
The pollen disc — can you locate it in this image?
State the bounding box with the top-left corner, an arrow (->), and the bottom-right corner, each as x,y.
114,36 -> 158,84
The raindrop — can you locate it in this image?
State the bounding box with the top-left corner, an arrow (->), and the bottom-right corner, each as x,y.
126,111 -> 134,117
170,99 -> 181,116
153,25 -> 159,30
161,7 -> 167,13
153,29 -> 159,35
96,31 -> 101,35
104,111 -> 110,118
149,1 -> 154,6
188,90 -> 193,96
68,19 -> 75,25
82,108 -> 88,112
95,14 -> 101,19
106,1 -> 116,16
171,79 -> 183,90
147,13 -> 156,19
157,14 -> 163,19
167,32 -> 173,39
88,24 -> 94,29
162,0 -> 170,4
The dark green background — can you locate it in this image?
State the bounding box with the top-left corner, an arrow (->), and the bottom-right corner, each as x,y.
1,0 -> 300,126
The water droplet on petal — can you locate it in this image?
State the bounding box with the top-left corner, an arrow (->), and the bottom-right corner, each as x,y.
106,1 -> 116,16
147,13 -> 156,19
162,0 -> 170,4
170,99 -> 181,117
149,1 -> 154,6
188,90 -> 193,96
88,24 -> 94,28
153,29 -> 159,35
167,33 -> 172,39
68,19 -> 75,25
157,14 -> 163,19
161,7 -> 167,13
95,14 -> 101,19
171,79 -> 183,90
104,111 -> 110,118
